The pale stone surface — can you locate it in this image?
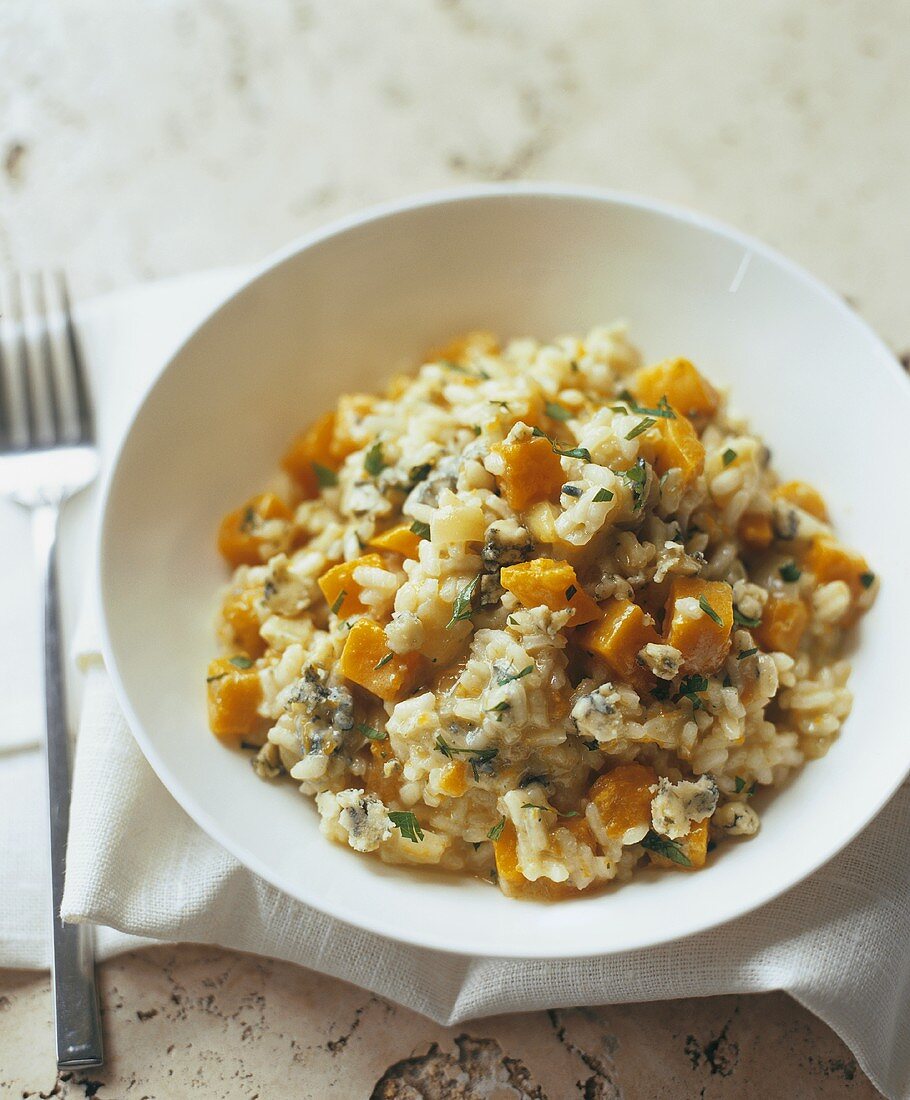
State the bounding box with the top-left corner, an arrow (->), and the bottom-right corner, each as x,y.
0,946 -> 880,1098
0,1 -> 904,1096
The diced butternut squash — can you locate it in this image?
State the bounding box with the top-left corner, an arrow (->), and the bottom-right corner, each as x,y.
646,817 -> 709,871
773,480 -> 828,522
588,763 -> 657,841
317,553 -> 384,618
644,413 -> 705,486
280,411 -> 338,498
339,618 -> 422,702
756,594 -> 808,656
438,760 -> 470,798
492,820 -> 592,901
332,394 -> 376,461
368,524 -> 422,560
217,493 -> 292,568
221,588 -> 264,658
500,558 -> 600,626
429,330 -> 500,363
632,358 -> 720,420
738,511 -> 774,551
492,435 -> 565,512
206,658 -> 264,744
805,537 -> 873,626
577,599 -> 660,692
363,738 -> 401,804
664,577 -> 733,675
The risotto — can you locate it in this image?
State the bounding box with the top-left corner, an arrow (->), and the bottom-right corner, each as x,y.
206,326 -> 877,899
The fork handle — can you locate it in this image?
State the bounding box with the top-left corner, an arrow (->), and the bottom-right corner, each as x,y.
32,503 -> 104,1068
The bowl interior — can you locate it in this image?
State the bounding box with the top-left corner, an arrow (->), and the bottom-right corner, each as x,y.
101,188 -> 910,957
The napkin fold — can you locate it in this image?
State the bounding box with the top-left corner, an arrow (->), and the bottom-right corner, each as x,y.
3,270 -> 909,1099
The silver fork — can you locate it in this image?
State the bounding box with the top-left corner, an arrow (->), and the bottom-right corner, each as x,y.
0,272 -> 103,1067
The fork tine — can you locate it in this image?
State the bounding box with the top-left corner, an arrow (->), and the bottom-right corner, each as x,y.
29,272 -> 64,444
5,274 -> 39,447
0,299 -> 11,450
55,273 -> 93,444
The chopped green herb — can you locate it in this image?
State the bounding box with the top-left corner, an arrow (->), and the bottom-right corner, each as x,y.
443,359 -> 467,373
640,830 -> 692,866
673,674 -> 709,709
860,571 -> 875,589
565,584 -> 577,601
722,674 -> 732,687
330,590 -> 347,615
734,776 -> 746,793
737,647 -> 758,660
447,574 -> 480,628
651,682 -> 671,701
592,488 -> 614,503
610,405 -> 629,414
545,401 -> 573,421
554,444 -> 591,461
240,505 -> 256,533
497,664 -> 534,686
312,462 -> 338,488
409,463 -> 432,484
779,562 -> 801,583
389,811 -> 424,843
722,448 -> 737,468
356,722 -> 386,741
364,440 -> 386,477
625,416 -> 657,440
229,655 -> 253,669
487,701 -> 511,714
374,652 -> 394,670
619,458 -> 648,511
206,673 -> 227,683
472,425 -> 482,436
410,520 -> 431,539
488,816 -> 506,841
733,607 -> 762,628
698,595 -> 723,625
559,810 -> 581,818
521,803 -> 552,812
617,389 -> 677,419
434,736 -> 499,767
570,359 -> 579,372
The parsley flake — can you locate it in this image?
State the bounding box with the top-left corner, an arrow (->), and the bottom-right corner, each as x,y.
737,647 -> 758,660
330,590 -> 347,615
860,571 -> 875,589
374,652 -> 394,670
619,458 -> 648,511
698,595 -> 723,625
625,416 -> 657,440
488,816 -> 506,841
521,803 -> 552,812
673,674 -> 709,709
565,584 -> 577,601
779,562 -> 801,583
487,701 -> 511,714
356,722 -> 386,741
733,607 -> 762,628
593,488 -> 614,503
545,401 -> 572,421
447,574 -> 480,628
389,811 -> 424,843
640,830 -> 692,867
364,440 -> 386,477
497,665 -> 533,686
410,520 -> 431,539
229,655 -> 253,669
312,462 -> 338,488
617,389 -> 677,419
722,448 -> 737,467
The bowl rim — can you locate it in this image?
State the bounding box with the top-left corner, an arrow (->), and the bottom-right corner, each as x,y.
97,181 -> 910,958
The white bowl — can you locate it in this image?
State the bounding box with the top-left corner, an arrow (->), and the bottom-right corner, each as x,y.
100,184 -> 910,958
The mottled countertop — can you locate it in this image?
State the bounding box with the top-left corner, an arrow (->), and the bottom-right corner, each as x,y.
1,1 -> 907,1096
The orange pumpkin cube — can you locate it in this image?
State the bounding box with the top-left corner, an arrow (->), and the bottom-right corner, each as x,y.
492,435 -> 565,512
756,594 -> 808,655
221,588 -> 264,658
632,358 -> 720,420
500,558 -> 600,626
363,738 -> 400,804
644,413 -> 705,486
368,523 -> 423,560
438,760 -> 470,798
280,411 -> 338,499
773,480 -> 828,522
588,763 -> 658,840
577,599 -> 660,691
339,618 -> 422,702
317,553 -> 384,618
664,577 -> 733,675
206,658 -> 264,744
492,819 -> 593,901
737,511 -> 774,551
805,537 -> 873,626
333,394 -> 376,460
217,493 -> 292,568
646,817 -> 709,871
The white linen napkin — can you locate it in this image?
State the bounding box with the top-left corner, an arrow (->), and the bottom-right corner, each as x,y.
2,271 -> 909,1099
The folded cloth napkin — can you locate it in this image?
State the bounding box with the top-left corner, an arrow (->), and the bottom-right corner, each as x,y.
2,271 -> 909,1098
